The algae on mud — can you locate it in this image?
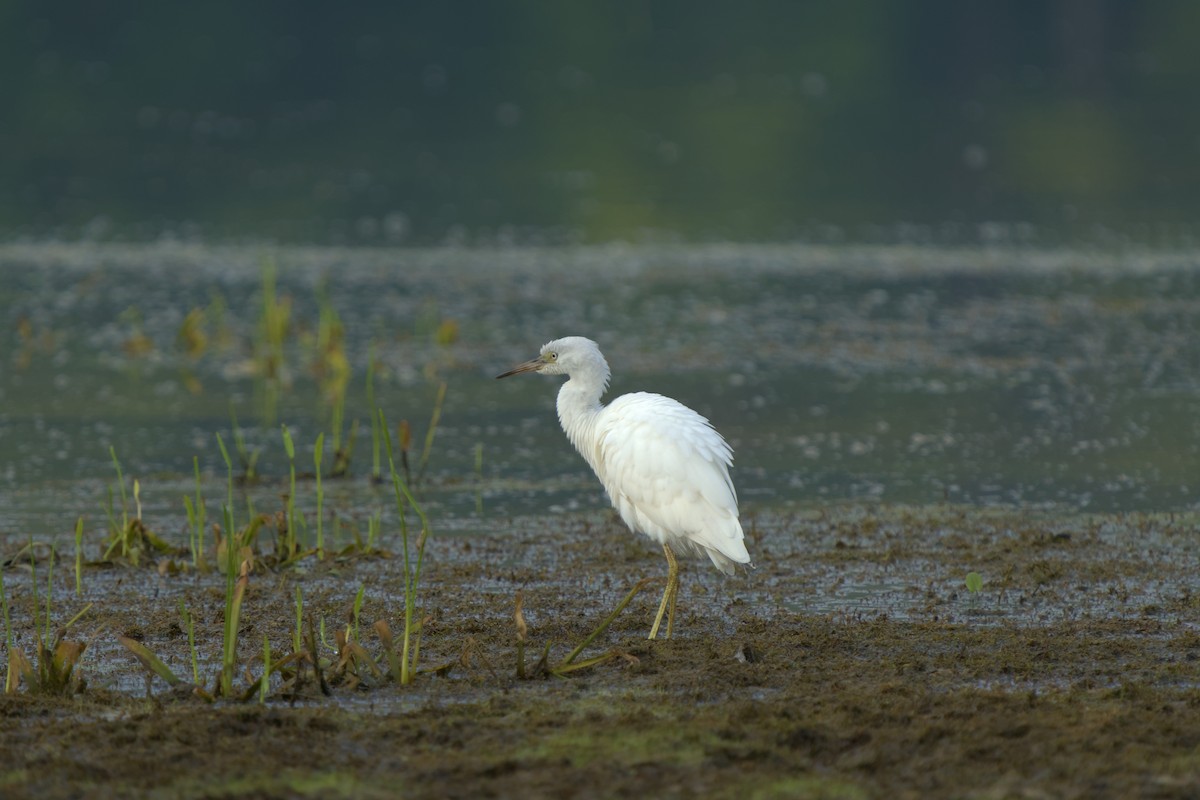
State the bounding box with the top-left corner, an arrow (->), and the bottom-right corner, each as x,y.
7,638 -> 1196,800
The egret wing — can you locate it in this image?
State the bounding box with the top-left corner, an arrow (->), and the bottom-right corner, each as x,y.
594,393 -> 748,567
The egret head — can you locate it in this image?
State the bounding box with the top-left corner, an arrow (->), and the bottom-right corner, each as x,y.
496,336 -> 609,381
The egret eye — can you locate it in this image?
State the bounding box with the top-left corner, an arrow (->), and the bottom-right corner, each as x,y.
547,352 -> 558,361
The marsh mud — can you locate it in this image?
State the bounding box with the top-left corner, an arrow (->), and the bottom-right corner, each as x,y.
1,243 -> 1199,797
2,504 -> 1199,799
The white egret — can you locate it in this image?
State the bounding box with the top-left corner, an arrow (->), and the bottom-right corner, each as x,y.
497,336 -> 750,639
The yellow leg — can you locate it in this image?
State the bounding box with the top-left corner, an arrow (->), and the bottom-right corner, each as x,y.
648,543 -> 679,640
665,545 -> 679,638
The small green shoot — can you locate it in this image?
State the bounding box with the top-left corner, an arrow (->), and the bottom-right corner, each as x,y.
319,616 -> 332,652
260,635 -> 271,703
314,432 -> 325,559
230,405 -> 261,483
330,391 -> 345,457
966,572 -> 983,594
102,451 -> 172,565
332,418 -> 357,478
417,382 -> 447,485
43,540 -> 54,642
256,257 -> 291,424
398,420 -> 413,485
184,495 -> 197,551
366,511 -> 381,552
29,539 -> 42,638
352,585 -> 366,642
331,626 -> 383,690
215,514 -> 264,576
315,281 -> 350,449
192,457 -> 207,569
1,561 -> 14,692
118,634 -> 183,688
179,599 -> 200,685
220,537 -> 251,698
380,408 -> 434,685
110,446 -> 129,532
282,424 -> 299,559
74,517 -> 84,597
216,432 -> 235,530
366,343 -> 381,481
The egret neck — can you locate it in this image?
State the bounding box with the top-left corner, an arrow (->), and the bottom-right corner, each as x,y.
555,349 -> 610,471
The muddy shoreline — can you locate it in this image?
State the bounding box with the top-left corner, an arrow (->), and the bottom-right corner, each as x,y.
2,503 -> 1197,798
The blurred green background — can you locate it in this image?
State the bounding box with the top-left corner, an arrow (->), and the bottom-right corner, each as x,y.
3,1 -> 1197,244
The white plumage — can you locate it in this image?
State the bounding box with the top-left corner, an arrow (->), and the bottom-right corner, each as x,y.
497,336 -> 750,638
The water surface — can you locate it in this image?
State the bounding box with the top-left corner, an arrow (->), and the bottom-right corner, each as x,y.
1,242 -> 1197,547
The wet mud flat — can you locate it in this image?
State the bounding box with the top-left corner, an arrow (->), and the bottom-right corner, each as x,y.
2,504 -> 1198,799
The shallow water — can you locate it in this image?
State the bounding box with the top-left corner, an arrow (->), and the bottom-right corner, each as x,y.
1,241 -> 1197,546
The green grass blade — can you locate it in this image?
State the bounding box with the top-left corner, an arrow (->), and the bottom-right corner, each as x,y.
109,446 -> 129,530
0,565 -> 13,693
74,517 -> 84,597
560,577 -> 661,668
260,635 -> 271,703
28,538 -> 42,646
221,561 -> 249,697
118,635 -> 183,687
352,585 -> 365,642
366,343 -> 381,480
314,432 -> 325,558
417,382 -> 447,484
216,432 -> 235,530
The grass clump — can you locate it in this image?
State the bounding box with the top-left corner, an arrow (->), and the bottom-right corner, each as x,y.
183,457 -> 211,572
379,408 -> 434,685
102,448 -> 173,565
4,542 -> 92,695
119,527 -> 258,701
219,544 -> 250,698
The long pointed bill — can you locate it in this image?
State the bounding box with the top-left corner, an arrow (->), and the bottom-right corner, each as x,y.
496,358 -> 543,379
